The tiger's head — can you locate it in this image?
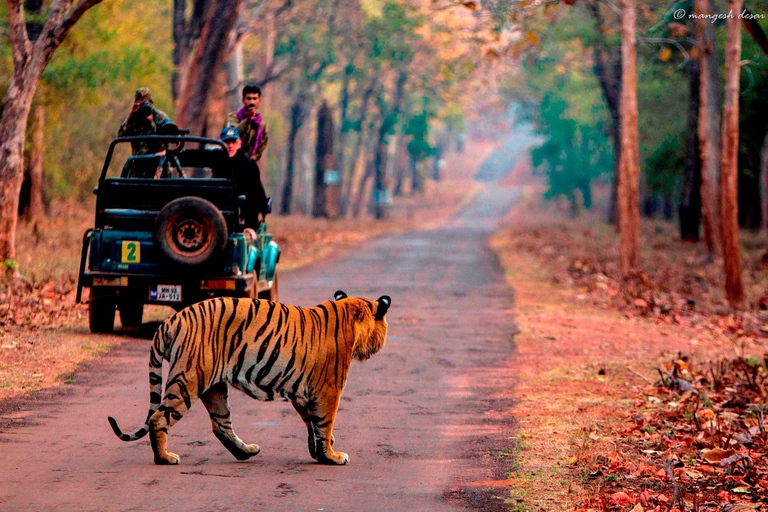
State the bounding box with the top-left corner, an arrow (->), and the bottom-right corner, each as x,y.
334,290 -> 391,362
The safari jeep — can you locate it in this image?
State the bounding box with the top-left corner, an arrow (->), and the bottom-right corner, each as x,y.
76,134 -> 279,333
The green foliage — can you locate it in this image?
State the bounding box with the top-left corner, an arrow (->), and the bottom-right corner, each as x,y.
518,7 -> 613,212
404,110 -> 435,162
35,0 -> 174,199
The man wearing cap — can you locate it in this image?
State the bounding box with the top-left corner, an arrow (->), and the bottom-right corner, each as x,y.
225,84 -> 269,165
118,87 -> 171,155
217,126 -> 270,228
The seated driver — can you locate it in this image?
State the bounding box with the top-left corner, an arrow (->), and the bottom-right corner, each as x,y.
216,127 -> 270,228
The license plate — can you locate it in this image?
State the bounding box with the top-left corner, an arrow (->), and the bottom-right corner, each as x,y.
149,285 -> 182,302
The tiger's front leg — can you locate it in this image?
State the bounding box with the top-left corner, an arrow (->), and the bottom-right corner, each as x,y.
307,394 -> 348,465
291,400 -> 335,461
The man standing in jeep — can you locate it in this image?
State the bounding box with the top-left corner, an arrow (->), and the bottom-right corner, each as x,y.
118,87 -> 170,155
225,84 -> 269,165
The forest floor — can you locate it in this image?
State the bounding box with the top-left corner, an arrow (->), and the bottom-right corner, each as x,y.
490,156 -> 768,511
0,141 -> 491,402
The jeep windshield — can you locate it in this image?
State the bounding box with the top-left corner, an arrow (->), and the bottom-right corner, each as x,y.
100,136 -> 230,181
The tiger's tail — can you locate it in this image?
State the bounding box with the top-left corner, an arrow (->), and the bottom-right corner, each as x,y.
108,320 -> 173,442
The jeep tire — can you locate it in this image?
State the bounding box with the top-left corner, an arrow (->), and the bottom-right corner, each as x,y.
118,298 -> 143,328
154,196 -> 228,269
89,292 -> 116,333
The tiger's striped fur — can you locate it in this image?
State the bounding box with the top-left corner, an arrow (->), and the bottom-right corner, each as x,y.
108,291 -> 391,465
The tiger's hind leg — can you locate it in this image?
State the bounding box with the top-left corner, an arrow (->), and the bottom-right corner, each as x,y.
201,382 -> 260,461
149,372 -> 198,465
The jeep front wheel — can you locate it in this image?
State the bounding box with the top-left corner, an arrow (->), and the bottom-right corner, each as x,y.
154,196 -> 228,268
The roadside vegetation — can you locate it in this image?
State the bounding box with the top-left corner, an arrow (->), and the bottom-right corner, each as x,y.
492,162 -> 768,511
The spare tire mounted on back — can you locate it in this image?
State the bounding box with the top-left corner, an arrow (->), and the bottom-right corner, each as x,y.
154,196 -> 228,268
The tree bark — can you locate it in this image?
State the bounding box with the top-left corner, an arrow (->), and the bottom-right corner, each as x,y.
761,133 -> 768,234
679,58 -> 701,241
586,1 -> 622,226
0,0 -> 103,262
373,71 -> 407,220
313,101 -> 335,218
694,0 -> 721,258
618,0 -> 641,276
281,101 -> 307,215
175,0 -> 242,136
719,0 -> 745,307
26,104 -> 46,219
342,82 -> 375,216
172,0 -> 188,100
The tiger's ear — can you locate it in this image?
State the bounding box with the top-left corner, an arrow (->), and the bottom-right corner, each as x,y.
334,290 -> 348,301
374,295 -> 391,319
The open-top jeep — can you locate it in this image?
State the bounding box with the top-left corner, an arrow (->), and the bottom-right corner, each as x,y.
76,134 -> 279,333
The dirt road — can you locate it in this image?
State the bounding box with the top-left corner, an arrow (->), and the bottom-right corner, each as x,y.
0,147 -> 526,511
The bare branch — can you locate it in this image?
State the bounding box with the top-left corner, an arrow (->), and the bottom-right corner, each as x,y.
6,0 -> 32,69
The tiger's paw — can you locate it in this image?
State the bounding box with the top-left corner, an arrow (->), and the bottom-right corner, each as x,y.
154,452 -> 180,465
234,444 -> 260,461
317,450 -> 349,465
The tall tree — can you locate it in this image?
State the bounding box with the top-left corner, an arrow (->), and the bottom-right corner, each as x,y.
174,0 -> 243,136
679,58 -> 702,242
313,101 -> 335,218
719,0 -> 745,306
694,0 -> 721,259
23,0 -> 46,220
618,0 -> 640,276
0,0 -> 103,263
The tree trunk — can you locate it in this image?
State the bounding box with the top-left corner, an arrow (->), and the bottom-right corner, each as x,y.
172,0 -> 188,100
281,101 -> 306,215
617,0 -> 641,276
26,104 -> 46,219
694,0 -> 721,258
175,0 -> 242,136
336,65 -> 352,204
204,64 -> 228,138
719,0 -> 745,307
313,102 -> 335,218
342,83 -> 375,216
762,133 -> 768,234
225,40 -> 244,112
0,84 -> 35,262
0,0 -> 103,262
679,58 -> 701,241
587,1 -> 622,226
373,72 -> 407,220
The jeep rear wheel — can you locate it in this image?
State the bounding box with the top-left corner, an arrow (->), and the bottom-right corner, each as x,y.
89,293 -> 116,333
154,196 -> 228,268
118,299 -> 143,328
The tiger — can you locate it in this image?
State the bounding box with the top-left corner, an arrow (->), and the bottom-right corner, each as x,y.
108,290 -> 391,466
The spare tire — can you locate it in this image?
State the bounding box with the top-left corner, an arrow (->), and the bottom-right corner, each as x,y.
154,196 -> 228,268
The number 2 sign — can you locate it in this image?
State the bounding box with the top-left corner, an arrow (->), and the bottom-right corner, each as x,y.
121,241 -> 141,263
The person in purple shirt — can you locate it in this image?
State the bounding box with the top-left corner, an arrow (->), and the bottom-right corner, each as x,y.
225,84 -> 269,165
